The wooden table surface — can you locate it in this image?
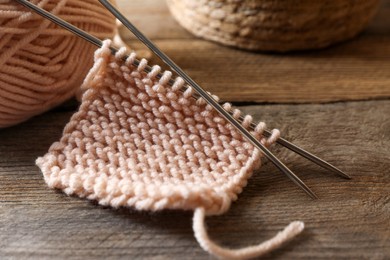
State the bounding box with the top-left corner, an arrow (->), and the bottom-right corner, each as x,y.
1,0 -> 389,259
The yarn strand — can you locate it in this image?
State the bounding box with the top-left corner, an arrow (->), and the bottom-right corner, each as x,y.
193,207 -> 304,260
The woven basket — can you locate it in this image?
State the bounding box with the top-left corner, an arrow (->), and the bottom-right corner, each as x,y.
166,0 -> 380,52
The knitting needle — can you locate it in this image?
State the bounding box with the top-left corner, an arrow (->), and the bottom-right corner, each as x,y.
13,1 -> 346,182
15,0 -> 338,198
173,91 -> 349,180
12,1 -> 346,182
194,98 -> 350,180
100,0 -> 322,199
14,0 -> 341,198
97,0 -> 346,182
99,1 -> 348,180
254,126 -> 351,179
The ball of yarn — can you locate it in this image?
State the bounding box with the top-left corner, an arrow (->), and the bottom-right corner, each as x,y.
0,0 -> 116,128
167,0 -> 380,52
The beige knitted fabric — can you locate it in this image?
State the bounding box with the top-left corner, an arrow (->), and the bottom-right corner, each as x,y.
37,40 -> 304,259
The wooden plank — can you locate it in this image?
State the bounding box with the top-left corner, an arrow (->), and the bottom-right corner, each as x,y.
1,100 -> 389,259
116,0 -> 390,103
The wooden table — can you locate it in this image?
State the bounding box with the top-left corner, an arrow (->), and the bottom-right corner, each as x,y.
1,0 -> 389,259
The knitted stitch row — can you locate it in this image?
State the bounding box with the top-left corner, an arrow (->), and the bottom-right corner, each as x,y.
37,40 -> 303,259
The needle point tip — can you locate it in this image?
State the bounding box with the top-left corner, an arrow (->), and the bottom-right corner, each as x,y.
336,170 -> 351,179
309,191 -> 319,200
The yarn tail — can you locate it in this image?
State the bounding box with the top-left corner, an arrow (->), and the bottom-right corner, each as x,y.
193,207 -> 304,260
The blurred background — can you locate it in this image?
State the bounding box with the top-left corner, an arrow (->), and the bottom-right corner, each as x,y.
117,0 -> 390,104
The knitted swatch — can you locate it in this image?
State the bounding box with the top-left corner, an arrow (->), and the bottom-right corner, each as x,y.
36,40 -> 304,259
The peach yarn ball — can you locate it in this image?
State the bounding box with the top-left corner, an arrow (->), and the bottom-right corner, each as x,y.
0,0 -> 116,128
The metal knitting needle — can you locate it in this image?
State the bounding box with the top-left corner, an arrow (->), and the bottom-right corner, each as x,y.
252,124 -> 351,179
15,0 -> 341,199
94,2 -> 348,184
98,0 -> 320,199
14,1 -> 348,182
176,91 -> 349,180
16,0 -> 317,198
99,0 -> 349,185
12,1 -> 347,182
191,97 -> 350,180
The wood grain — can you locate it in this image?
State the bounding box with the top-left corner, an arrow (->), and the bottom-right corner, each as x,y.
117,0 -> 390,103
1,100 -> 389,259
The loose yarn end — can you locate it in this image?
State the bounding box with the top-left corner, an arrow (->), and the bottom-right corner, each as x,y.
193,207 -> 304,260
